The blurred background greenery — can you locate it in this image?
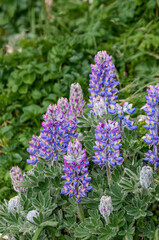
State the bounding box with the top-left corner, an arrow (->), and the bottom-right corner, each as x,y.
0,0 -> 159,201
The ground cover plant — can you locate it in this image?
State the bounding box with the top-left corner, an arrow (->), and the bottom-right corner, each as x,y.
0,50 -> 158,240
0,0 -> 159,201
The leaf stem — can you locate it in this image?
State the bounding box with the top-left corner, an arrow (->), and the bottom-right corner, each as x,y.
77,202 -> 84,222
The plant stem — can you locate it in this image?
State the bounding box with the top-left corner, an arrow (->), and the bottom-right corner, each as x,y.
32,226 -> 44,240
31,4 -> 35,35
41,0 -> 50,36
75,171 -> 85,222
53,159 -> 56,167
106,162 -> 112,187
77,202 -> 84,222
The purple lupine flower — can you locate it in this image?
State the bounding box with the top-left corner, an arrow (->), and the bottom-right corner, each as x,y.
93,120 -> 123,166
40,104 -> 78,162
69,83 -> 85,117
88,51 -> 119,112
10,166 -> 24,193
61,139 -> 92,202
108,102 -> 137,130
27,135 -> 41,165
143,84 -> 159,168
27,104 -> 78,165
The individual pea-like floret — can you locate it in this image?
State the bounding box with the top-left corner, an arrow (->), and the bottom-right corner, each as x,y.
99,196 -> 113,224
8,196 -> 21,213
10,166 -> 25,193
140,166 -> 153,189
27,210 -> 39,223
143,150 -> 159,166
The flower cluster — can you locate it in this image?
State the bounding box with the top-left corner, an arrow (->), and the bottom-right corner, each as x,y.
108,102 -> 137,130
143,84 -> 159,167
27,83 -> 85,165
140,166 -> 153,189
27,135 -> 41,165
93,120 -> 123,166
99,196 -> 113,224
61,139 -> 92,202
88,51 -> 119,113
10,166 -> 24,193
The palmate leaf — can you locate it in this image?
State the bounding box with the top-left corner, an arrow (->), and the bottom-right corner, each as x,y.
99,226 -> 119,240
109,184 -> 126,210
75,210 -> 103,239
124,200 -> 148,219
138,220 -> 159,239
118,222 -> 135,240
119,176 -> 138,193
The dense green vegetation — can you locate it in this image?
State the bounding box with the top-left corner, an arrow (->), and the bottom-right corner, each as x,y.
0,0 -> 159,202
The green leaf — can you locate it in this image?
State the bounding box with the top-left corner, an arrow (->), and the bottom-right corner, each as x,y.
31,90 -> 42,100
23,73 -> 36,84
99,226 -> 119,240
18,84 -> 28,94
40,221 -> 58,228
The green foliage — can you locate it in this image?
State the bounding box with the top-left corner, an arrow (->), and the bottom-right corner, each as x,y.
0,0 -> 159,238
0,0 -> 159,201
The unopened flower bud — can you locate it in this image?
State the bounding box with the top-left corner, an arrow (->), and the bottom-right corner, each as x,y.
8,196 -> 21,212
10,166 -> 24,193
140,166 -> 153,189
99,196 -> 113,224
69,83 -> 85,117
27,210 -> 39,223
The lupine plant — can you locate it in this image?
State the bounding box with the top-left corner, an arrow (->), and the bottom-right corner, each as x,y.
0,51 -> 158,240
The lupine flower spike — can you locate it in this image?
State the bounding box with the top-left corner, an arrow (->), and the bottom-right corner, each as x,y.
88,50 -> 119,114
99,196 -> 113,224
93,120 -> 123,186
27,83 -> 85,166
27,104 -> 78,165
140,166 -> 153,189
143,84 -> 159,168
61,139 -> 92,221
10,166 -> 24,193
